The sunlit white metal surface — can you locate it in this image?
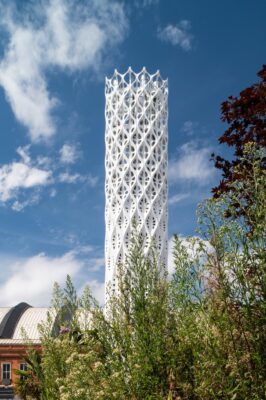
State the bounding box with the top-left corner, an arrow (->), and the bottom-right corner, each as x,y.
105,67 -> 168,298
13,307 -> 49,340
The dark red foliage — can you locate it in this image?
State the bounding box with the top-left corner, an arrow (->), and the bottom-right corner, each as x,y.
212,65 -> 266,199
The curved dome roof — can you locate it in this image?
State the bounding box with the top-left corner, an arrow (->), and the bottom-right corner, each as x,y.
13,307 -> 50,340
0,303 -> 51,344
0,308 -> 10,325
0,303 -> 91,345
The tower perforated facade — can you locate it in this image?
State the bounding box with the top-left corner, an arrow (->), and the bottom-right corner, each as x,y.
105,67 -> 168,295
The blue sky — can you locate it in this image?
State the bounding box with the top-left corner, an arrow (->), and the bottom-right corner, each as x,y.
0,0 -> 265,306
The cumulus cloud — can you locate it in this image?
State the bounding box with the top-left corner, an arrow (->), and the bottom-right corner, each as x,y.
0,145 -> 98,210
168,142 -> 214,185
158,20 -> 193,51
0,161 -> 51,202
0,0 -> 128,141
0,145 -> 52,208
0,251 -> 82,306
0,250 -> 105,306
86,257 -> 105,272
59,144 -> 80,164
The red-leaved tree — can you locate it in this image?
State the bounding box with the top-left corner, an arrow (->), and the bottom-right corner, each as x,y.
212,65 -> 266,220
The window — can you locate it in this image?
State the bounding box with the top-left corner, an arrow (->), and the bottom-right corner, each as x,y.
2,363 -> 11,381
20,363 -> 26,371
19,363 -> 27,381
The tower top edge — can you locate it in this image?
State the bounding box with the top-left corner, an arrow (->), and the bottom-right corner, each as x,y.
106,66 -> 168,85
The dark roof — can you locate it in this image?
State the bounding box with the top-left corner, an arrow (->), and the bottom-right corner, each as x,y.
0,303 -> 31,339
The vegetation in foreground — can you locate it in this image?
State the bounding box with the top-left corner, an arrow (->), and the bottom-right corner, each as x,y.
16,67 -> 266,399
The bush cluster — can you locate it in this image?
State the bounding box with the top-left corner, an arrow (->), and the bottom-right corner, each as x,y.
16,145 -> 265,400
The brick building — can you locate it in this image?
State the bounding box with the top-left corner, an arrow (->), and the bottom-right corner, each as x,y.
0,303 -> 49,399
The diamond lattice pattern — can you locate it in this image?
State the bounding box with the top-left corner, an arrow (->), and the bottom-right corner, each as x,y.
105,67 -> 168,293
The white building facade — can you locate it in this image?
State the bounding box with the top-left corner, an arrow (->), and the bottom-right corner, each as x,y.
105,67 -> 168,296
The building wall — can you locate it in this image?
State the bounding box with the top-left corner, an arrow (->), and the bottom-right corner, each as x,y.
0,344 -> 40,385
105,67 -> 168,298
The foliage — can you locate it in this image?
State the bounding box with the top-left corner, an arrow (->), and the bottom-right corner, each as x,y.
212,64 -> 266,222
21,146 -> 265,399
195,164 -> 266,398
41,237 -> 185,400
14,348 -> 44,400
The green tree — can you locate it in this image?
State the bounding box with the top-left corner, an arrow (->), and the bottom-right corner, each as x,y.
14,349 -> 45,400
195,145 -> 266,399
19,152 -> 265,400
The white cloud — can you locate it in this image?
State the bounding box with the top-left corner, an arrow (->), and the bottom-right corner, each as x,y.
168,142 -> 214,185
59,144 -> 80,164
144,0 -> 159,5
135,0 -> 159,7
58,171 -> 98,186
50,188 -> 57,198
181,120 -> 198,136
59,172 -> 82,184
168,192 -> 189,206
80,279 -> 105,306
0,161 -> 51,202
0,249 -> 105,306
0,144 -> 98,209
87,257 -> 105,272
0,251 -> 82,306
16,145 -> 31,164
168,236 -> 200,275
79,254 -> 105,305
0,0 -> 128,141
36,155 -> 53,169
76,244 -> 95,254
12,193 -> 41,212
86,174 -> 99,187
158,20 -> 193,51
89,280 -> 105,305
58,172 -> 98,186
0,145 -> 52,208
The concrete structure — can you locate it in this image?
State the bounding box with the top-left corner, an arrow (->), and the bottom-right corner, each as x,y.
105,67 -> 168,297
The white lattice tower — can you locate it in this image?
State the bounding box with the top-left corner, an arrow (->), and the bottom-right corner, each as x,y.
105,67 -> 168,296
